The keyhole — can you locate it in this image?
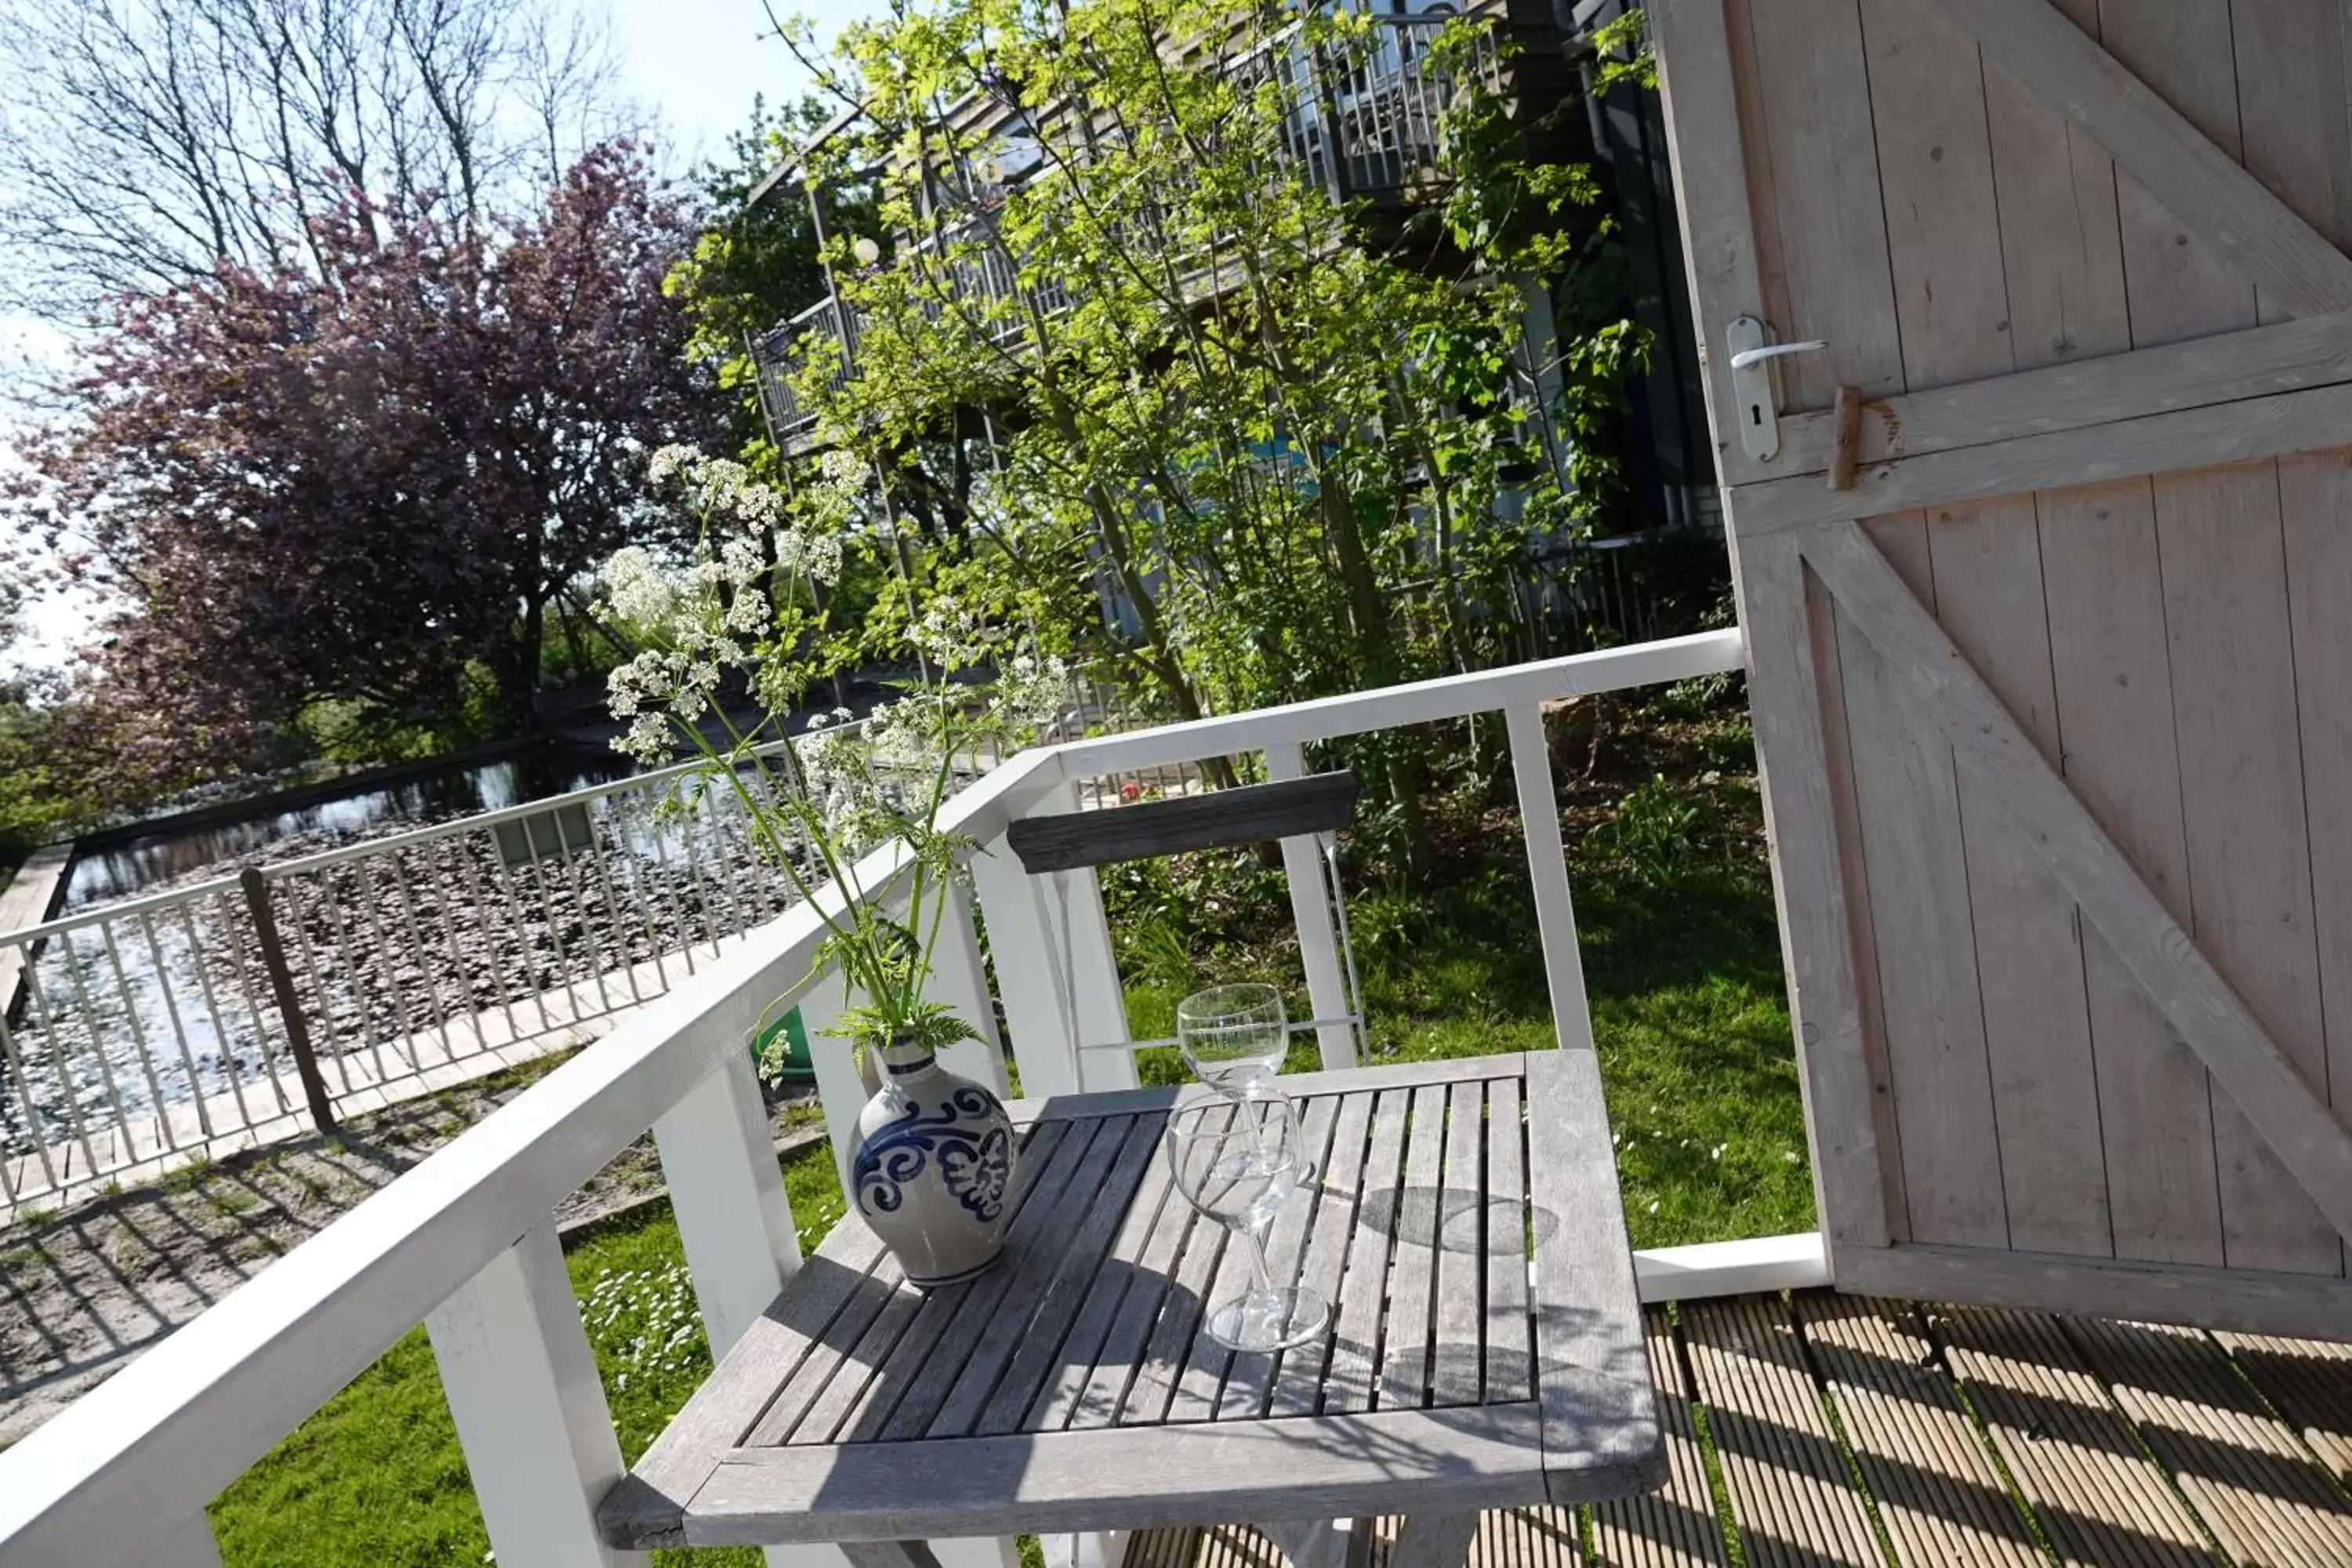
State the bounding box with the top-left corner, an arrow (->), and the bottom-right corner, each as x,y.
1750,404 -> 1762,426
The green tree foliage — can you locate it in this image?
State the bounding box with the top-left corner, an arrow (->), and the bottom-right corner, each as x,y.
666,96 -> 853,460
759,0 -> 1646,744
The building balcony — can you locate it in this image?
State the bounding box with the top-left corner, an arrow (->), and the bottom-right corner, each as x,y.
750,12 -> 1505,445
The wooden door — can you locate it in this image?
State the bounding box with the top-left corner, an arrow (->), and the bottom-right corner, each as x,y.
1650,0 -> 2352,1336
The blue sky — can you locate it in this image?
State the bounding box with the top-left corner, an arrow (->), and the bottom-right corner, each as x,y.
612,0 -> 877,167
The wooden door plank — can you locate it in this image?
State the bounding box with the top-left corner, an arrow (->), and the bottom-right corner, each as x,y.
1932,1305 -> 2220,1566
1834,515 -> 2005,1248
1588,1314 -> 1731,1568
1726,525 -> 1900,1258
2229,0 -> 2352,321
1857,0 -> 2016,389
2152,466 -> 2339,1276
2036,481 -> 2223,1269
1931,0 -> 2349,322
1740,0 -> 1905,410
1980,0 -> 2131,372
1679,1297 -> 1882,1566
1795,1294 -> 2042,1566
2067,1316 -> 2352,1563
1923,496 -> 2110,1257
1802,518 -> 2352,1249
1838,1240 -> 2352,1341
1649,0 -> 1773,485
2277,450 -> 2352,1279
2092,0 -> 2260,344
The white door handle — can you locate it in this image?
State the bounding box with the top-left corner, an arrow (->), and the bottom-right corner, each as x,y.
1727,339 -> 1829,370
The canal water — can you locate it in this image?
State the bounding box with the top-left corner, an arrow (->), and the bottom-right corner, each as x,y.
61,744 -> 638,910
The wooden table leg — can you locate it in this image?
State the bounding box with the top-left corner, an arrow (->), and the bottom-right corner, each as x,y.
842,1543 -> 949,1568
1388,1513 -> 1479,1568
1260,1517 -> 1358,1568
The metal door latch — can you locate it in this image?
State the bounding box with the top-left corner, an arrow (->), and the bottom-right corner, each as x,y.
1725,316 -> 1828,462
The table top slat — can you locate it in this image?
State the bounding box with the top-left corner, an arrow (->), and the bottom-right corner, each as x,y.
1266,1091 -> 1375,1417
1048,1131 -> 1206,1432
1523,1048 -> 1663,1501
599,1051 -> 1662,1554
1116,1104 -> 1244,1426
956,1111 -> 1168,1436
603,1220 -> 893,1544
1321,1085 -> 1413,1415
989,1116 -> 1181,1435
880,1114 -> 1136,1440
753,1118 -> 1071,1446
1211,1093 -> 1343,1421
827,1117 -> 1090,1442
1431,1078 -> 1490,1408
777,1265 -> 927,1445
1483,1077 -> 1533,1405
1373,1083 -> 1450,1411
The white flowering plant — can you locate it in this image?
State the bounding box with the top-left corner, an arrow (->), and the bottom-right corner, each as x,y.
600,444 -> 1071,1063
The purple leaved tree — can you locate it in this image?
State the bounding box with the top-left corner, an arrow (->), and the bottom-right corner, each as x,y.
11,143 -> 718,799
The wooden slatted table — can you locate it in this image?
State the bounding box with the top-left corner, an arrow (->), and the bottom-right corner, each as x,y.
600,1052 -> 1663,1566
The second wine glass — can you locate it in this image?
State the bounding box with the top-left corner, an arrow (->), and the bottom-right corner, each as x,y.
1175,982 -> 1288,1100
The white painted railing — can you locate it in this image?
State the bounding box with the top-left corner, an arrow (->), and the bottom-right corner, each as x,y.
0,630 -> 1828,1568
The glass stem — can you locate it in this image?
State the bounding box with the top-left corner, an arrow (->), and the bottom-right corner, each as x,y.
1242,1218 -> 1277,1296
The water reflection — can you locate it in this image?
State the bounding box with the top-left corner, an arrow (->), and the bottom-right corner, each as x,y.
64,746 -> 637,909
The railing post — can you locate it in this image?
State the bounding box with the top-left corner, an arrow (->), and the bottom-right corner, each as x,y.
655,1047 -> 856,1568
655,1047 -> 800,1354
1264,742 -> 1358,1070
238,866 -> 336,1133
928,877 -> 1012,1097
1504,705 -> 1595,1051
427,1220 -> 643,1568
970,832 -> 1085,1101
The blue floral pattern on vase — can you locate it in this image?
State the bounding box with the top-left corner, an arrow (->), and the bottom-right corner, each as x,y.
853,1086 -> 1014,1224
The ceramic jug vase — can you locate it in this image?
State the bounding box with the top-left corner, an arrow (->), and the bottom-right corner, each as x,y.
848,1033 -> 1019,1287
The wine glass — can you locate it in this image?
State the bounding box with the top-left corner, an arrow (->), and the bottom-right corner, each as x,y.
1175,982 -> 1289,1101
1164,1096 -> 1330,1352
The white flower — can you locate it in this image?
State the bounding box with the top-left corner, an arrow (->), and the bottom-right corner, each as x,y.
647,444 -> 700,487
603,547 -> 677,627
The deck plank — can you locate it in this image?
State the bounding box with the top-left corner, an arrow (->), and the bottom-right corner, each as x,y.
2068,1316 -> 2352,1565
1795,1294 -> 2042,1566
1589,1312 -> 1730,1567
1679,1296 -> 1881,1568
2219,1330 -> 2352,1488
1933,1305 -> 2219,1566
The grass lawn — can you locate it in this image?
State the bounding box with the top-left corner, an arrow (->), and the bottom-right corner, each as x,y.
208,699 -> 1808,1565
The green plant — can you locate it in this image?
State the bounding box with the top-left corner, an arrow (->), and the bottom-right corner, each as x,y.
1591,776 -> 1711,889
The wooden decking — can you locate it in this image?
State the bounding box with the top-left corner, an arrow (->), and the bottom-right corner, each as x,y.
1130,1291 -> 2352,1567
